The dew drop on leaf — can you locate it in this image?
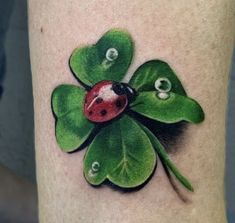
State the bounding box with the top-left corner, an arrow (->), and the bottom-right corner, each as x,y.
105,48 -> 119,61
154,77 -> 172,93
91,161 -> 100,172
87,161 -> 100,178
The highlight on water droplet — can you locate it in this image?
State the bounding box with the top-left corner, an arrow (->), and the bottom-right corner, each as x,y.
157,92 -> 170,100
154,77 -> 172,93
105,48 -> 119,61
88,169 -> 97,178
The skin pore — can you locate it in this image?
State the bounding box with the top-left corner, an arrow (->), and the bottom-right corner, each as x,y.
28,0 -> 234,222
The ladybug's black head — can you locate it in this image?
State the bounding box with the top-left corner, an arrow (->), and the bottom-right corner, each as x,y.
112,82 -> 136,102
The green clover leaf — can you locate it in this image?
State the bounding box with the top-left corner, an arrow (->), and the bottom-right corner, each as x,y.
52,85 -> 94,152
129,60 -> 204,124
51,28 -> 205,191
83,115 -> 156,188
129,60 -> 186,95
70,29 -> 133,88
130,91 -> 204,124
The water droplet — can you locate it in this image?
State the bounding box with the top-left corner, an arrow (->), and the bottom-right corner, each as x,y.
157,92 -> 170,100
154,77 -> 172,93
91,161 -> 100,172
106,48 -> 118,61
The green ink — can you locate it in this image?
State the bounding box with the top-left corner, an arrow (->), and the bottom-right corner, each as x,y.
51,29 -> 204,191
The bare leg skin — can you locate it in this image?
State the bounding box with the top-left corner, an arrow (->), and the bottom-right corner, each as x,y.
28,1 -> 234,222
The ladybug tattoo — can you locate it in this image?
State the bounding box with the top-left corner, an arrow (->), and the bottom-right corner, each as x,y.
84,80 -> 136,123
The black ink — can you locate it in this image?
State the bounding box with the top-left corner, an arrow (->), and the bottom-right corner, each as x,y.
115,99 -> 123,108
95,97 -> 103,104
100,109 -> 107,116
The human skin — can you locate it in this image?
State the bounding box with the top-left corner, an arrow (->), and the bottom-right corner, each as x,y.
28,0 -> 234,222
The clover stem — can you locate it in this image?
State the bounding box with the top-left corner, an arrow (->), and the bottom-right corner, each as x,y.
139,123 -> 194,192
157,148 -> 194,192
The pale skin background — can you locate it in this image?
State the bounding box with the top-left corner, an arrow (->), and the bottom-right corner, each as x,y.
28,0 -> 235,222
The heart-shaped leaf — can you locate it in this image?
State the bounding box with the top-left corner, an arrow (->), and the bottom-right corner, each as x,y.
83,115 -> 156,188
70,29 -> 134,87
52,85 -> 94,152
138,123 -> 194,191
130,91 -> 204,124
129,60 -> 186,95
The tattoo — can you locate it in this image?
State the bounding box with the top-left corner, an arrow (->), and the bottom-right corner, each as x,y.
51,29 -> 204,192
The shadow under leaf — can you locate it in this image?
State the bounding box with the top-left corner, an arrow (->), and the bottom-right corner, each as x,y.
127,110 -> 188,153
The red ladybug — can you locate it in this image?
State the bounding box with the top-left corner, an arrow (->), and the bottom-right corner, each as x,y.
84,80 -> 135,123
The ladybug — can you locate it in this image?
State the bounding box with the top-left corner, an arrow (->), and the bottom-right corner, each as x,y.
84,80 -> 136,123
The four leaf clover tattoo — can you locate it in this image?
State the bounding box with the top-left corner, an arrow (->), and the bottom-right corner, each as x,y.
51,29 -> 205,190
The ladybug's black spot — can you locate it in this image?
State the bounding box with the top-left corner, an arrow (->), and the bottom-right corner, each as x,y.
89,111 -> 93,116
100,109 -> 107,116
115,99 -> 124,108
95,97 -> 103,104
